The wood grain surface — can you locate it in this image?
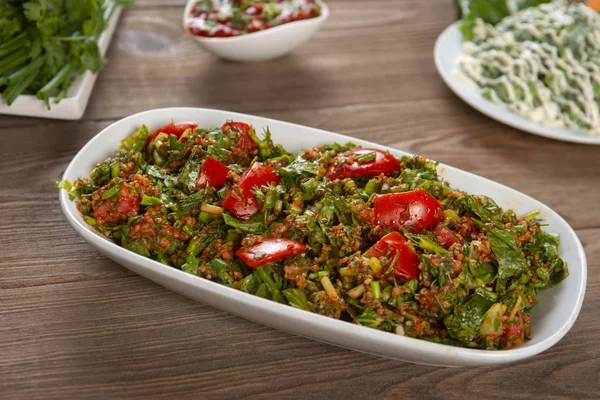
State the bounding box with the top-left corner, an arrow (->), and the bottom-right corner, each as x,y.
1,1 -> 599,398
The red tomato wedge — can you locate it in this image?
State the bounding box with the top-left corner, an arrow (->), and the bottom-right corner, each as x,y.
366,232 -> 420,281
236,238 -> 307,268
197,157 -> 229,188
326,149 -> 400,180
145,121 -> 198,149
435,226 -> 460,249
222,121 -> 259,152
221,162 -> 281,219
373,189 -> 444,233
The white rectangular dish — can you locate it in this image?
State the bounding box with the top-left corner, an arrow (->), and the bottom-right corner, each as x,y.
0,8 -> 122,120
59,108 -> 587,367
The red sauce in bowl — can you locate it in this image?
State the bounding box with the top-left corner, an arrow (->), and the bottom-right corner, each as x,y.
187,0 -> 322,38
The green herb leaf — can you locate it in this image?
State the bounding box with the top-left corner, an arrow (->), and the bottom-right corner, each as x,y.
405,233 -> 449,256
283,288 -> 313,311
223,213 -> 266,233
179,157 -> 201,187
356,151 -> 376,164
209,258 -> 234,285
444,287 -> 495,343
101,184 -> 120,199
457,195 -> 501,225
179,190 -> 207,211
121,125 -> 151,152
254,266 -> 284,303
230,9 -> 251,29
140,194 -> 163,206
182,255 -> 199,276
487,228 -> 529,289
278,156 -> 319,177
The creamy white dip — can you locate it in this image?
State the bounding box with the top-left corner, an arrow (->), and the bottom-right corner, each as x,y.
457,1 -> 600,135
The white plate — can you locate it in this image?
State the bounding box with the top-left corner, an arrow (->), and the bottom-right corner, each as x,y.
434,23 -> 600,145
183,0 -> 329,62
0,8 -> 122,120
59,108 -> 587,367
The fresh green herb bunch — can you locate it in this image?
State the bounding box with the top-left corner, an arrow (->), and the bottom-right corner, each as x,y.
0,0 -> 133,107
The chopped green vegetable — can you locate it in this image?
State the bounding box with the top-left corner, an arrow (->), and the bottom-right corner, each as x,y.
283,288 -> 313,311
0,0 -> 134,107
357,151 -> 376,164
487,228 -> 529,290
444,287 -> 495,343
223,213 -> 266,233
101,184 -> 120,199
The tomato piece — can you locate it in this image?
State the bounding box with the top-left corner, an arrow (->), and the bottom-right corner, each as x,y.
236,238 -> 307,268
116,197 -> 139,214
373,189 -> 444,233
326,149 -> 400,180
222,121 -> 259,152
366,232 -> 420,281
221,162 -> 281,219
208,26 -> 240,37
501,312 -> 525,348
435,226 -> 460,249
92,184 -> 140,226
222,121 -> 251,135
196,156 -> 229,188
145,121 -> 198,149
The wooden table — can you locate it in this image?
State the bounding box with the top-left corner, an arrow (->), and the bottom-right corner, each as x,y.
1,1 -> 599,398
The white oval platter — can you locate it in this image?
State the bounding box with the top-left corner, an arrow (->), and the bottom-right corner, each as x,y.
59,107 -> 587,367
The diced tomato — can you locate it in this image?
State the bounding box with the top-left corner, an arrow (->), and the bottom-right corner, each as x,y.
435,226 -> 460,249
221,162 -> 281,219
145,121 -> 198,150
236,238 -> 307,268
373,189 -> 444,233
116,197 -> 139,214
326,149 -> 401,180
208,26 -> 239,37
366,232 -> 420,281
222,121 -> 259,153
197,156 -> 229,188
92,184 -> 140,225
501,312 -> 525,349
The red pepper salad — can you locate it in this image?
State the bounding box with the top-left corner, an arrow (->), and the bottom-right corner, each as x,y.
186,0 -> 322,38
59,121 -> 568,350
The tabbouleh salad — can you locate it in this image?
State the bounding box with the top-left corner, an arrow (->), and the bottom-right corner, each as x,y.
59,120 -> 569,350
